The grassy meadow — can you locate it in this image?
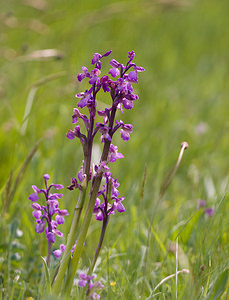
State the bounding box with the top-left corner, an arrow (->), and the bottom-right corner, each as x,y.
1,0 -> 229,298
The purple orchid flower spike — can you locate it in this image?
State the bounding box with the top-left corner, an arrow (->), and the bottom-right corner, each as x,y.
29,174 -> 68,266
51,51 -> 144,295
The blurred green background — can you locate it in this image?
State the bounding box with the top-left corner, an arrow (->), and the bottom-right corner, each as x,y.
1,0 -> 229,299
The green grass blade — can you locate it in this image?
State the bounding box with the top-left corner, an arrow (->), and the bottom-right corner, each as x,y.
41,256 -> 51,294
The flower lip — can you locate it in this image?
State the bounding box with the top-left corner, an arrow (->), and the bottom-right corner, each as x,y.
28,193 -> 39,202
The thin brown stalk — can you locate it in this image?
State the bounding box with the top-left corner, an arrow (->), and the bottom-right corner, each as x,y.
141,141 -> 189,297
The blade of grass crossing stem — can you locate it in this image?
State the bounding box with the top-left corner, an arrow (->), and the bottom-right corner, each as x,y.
2,170 -> 13,216
151,226 -> 166,255
21,71 -> 66,135
20,87 -> 37,135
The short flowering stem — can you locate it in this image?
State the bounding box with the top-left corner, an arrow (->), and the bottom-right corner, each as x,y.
89,216 -> 109,274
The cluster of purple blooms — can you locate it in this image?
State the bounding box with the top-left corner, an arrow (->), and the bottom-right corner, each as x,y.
197,199 -> 214,217
67,50 -> 144,148
53,239 -> 82,259
93,171 -> 125,221
78,272 -> 104,300
28,174 -> 68,245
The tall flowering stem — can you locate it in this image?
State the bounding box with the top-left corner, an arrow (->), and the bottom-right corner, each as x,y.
51,50 -> 144,296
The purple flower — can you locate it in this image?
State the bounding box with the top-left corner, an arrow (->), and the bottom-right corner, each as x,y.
67,177 -> 81,191
53,249 -> 62,258
32,185 -> 41,193
95,211 -> 104,221
127,70 -> 138,83
31,202 -> 41,210
78,272 -> 88,287
93,198 -> 101,213
128,50 -> 135,60
77,66 -> 90,82
92,293 -> 100,299
35,219 -> 45,233
109,144 -> 124,162
116,201 -> 125,213
54,184 -> 64,190
102,50 -> 112,57
49,193 -> 63,200
100,75 -> 110,92
205,207 -> 214,217
66,125 -> 83,142
32,210 -> 42,219
43,174 -> 50,180
91,51 -> 112,69
29,175 -> 68,247
78,272 -> 104,300
66,130 -> 75,140
94,161 -> 110,174
197,199 -> 206,210
53,243 -> 66,258
96,123 -> 111,142
56,214 -> 65,224
115,120 -> 133,141
72,108 -> 90,129
28,193 -> 39,202
109,67 -> 120,78
89,68 -> 101,84
75,89 -> 93,108
122,99 -> 134,110
92,53 -> 102,65
93,172 -> 125,222
47,200 -> 59,215
58,209 -> 69,216
46,232 -> 55,245
109,59 -> 120,68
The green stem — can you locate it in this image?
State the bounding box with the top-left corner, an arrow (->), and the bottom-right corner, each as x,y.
89,217 -> 109,274
46,240 -> 52,268
52,187 -> 87,294
64,173 -> 103,296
